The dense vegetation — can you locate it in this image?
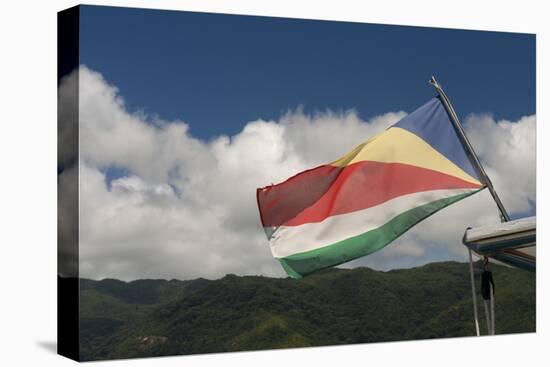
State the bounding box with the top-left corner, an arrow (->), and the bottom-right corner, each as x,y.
78,261 -> 535,361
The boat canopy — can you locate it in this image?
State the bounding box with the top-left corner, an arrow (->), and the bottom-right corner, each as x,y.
463,216 -> 536,272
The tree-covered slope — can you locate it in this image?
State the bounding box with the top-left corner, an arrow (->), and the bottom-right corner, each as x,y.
78,261 -> 535,361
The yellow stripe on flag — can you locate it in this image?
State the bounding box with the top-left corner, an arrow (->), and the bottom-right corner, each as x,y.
330,127 -> 481,186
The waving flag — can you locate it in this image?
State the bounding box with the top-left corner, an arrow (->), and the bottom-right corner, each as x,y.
256,97 -> 484,278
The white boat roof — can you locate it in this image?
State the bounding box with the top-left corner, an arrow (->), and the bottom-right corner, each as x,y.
464,216 -> 535,243
463,216 -> 536,272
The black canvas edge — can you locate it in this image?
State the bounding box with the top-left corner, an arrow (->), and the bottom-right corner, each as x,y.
58,5 -> 80,362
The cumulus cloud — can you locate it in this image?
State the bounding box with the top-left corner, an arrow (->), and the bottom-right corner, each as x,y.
58,70 -> 79,278
347,113 -> 536,270
465,113 -> 536,213
59,66 -> 535,280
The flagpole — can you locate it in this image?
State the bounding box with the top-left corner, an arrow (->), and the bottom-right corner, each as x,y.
429,76 -> 510,222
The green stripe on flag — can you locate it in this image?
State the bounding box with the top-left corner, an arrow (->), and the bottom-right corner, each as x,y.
278,189 -> 482,278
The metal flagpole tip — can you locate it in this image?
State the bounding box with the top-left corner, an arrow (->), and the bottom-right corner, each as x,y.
429,76 -> 439,87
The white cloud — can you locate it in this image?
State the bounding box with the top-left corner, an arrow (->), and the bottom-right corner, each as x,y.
58,66 -> 535,280
465,113 -> 536,213
347,113 -> 536,270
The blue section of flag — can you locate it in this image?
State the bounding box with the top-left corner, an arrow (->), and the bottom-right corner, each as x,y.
393,97 -> 480,181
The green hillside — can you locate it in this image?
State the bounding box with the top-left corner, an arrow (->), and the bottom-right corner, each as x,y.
78,261 -> 535,361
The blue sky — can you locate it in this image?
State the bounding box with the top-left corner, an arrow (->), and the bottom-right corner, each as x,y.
73,5 -> 536,279
80,5 -> 535,141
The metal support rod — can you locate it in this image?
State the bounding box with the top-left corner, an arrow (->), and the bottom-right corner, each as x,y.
468,249 -> 480,336
429,76 -> 510,222
490,283 -> 495,335
483,301 -> 491,335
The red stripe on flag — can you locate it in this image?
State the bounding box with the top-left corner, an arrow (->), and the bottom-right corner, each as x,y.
257,164 -> 342,228
258,161 -> 481,227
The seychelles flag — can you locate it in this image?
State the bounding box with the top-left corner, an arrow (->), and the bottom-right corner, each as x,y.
256,97 -> 484,278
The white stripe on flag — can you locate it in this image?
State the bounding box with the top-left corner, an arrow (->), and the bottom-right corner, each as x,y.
269,188 -> 477,259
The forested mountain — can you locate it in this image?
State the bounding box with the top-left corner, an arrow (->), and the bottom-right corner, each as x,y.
77,261 -> 535,361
